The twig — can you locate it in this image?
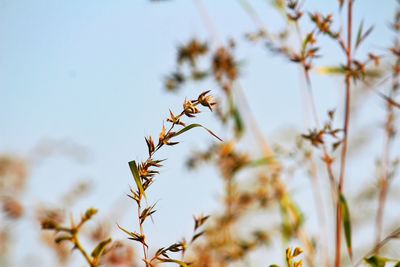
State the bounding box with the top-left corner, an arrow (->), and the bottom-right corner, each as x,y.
354,226 -> 400,266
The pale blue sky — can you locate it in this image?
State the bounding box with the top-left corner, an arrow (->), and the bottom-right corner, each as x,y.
0,0 -> 398,266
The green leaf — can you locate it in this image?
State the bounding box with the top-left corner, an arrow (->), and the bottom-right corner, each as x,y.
302,33 -> 314,52
340,192 -> 352,259
191,70 -> 209,80
364,69 -> 382,78
128,160 -> 146,198
117,224 -> 147,246
280,195 -> 304,241
117,224 -> 136,238
317,66 -> 346,75
227,91 -> 244,137
174,123 -> 222,142
355,20 -> 374,50
232,106 -> 245,137
248,157 -> 274,167
91,238 -> 112,259
365,255 -> 390,267
355,20 -> 364,50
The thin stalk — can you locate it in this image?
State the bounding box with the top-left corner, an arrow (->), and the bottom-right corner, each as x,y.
309,157 -> 330,267
354,226 -> 400,266
235,82 -> 315,267
294,23 -> 331,267
137,200 -> 149,266
374,56 -> 399,248
193,0 -> 220,46
335,1 -> 353,267
292,18 -> 338,192
72,234 -> 96,267
237,0 -> 270,37
132,96 -> 214,266
374,134 -> 390,249
137,115 -> 183,267
137,119 -> 180,267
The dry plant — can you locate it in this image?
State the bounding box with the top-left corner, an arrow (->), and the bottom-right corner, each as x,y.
160,0 -> 400,266
1,0 -> 398,267
118,90 -> 221,267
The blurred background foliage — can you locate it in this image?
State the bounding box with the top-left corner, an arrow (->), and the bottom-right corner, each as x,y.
1,0 -> 400,266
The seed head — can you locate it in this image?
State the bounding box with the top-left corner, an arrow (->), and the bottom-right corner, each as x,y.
197,90 -> 216,111
183,99 -> 200,117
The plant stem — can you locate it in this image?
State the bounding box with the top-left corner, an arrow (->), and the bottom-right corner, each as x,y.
193,0 -> 220,46
335,1 -> 353,266
374,56 -> 399,249
137,200 -> 149,266
374,136 -> 390,249
354,226 -> 400,266
295,35 -> 332,267
235,82 -> 315,267
73,234 -> 96,267
134,100 -> 207,266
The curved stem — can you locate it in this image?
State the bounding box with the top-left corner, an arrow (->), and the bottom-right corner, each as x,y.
354,226 -> 400,266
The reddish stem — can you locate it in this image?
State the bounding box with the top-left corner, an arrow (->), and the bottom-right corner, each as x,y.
335,1 -> 353,267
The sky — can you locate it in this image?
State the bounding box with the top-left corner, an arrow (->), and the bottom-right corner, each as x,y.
0,0 -> 399,266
